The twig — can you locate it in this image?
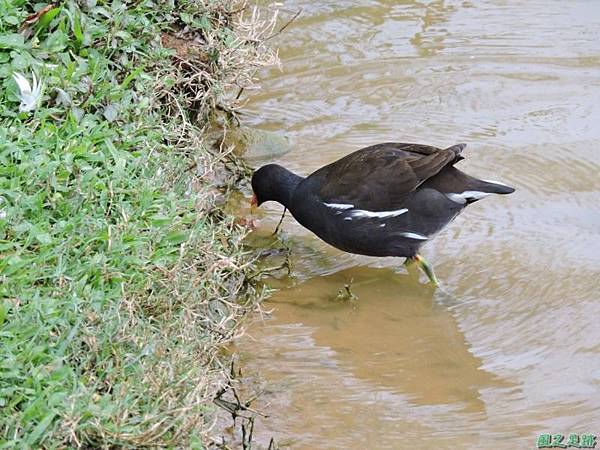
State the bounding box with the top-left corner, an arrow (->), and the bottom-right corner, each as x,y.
265,8 -> 302,41
241,416 -> 255,450
235,8 -> 300,100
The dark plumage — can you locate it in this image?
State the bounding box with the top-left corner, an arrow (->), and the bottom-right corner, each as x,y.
251,142 -> 515,284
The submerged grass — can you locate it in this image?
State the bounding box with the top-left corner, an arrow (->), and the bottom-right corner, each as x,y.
0,0 -> 276,447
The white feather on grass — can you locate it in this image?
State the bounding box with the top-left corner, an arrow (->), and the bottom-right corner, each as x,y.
12,71 -> 43,112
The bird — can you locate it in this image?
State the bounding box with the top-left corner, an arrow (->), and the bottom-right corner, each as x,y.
250,142 -> 515,285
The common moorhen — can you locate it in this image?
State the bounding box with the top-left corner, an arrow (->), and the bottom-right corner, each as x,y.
251,142 -> 515,285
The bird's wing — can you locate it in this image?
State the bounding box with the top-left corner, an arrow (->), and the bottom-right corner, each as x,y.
314,142 -> 465,211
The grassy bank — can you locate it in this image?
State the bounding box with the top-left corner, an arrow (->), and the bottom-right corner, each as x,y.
0,1 -> 275,447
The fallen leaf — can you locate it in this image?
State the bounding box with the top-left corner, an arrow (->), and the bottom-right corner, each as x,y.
20,4 -> 55,30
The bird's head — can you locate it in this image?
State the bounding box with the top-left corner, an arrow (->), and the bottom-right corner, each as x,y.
250,164 -> 302,209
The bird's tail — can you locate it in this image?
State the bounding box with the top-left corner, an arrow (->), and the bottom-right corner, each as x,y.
438,169 -> 515,204
473,178 -> 515,195
425,166 -> 515,203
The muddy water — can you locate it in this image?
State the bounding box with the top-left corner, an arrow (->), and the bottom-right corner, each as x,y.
234,1 -> 600,448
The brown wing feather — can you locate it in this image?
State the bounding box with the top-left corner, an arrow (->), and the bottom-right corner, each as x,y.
314,142 -> 464,211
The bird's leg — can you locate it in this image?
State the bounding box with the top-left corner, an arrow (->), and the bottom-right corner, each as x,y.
405,254 -> 439,287
271,207 -> 287,236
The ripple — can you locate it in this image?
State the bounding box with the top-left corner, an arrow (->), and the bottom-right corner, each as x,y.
237,0 -> 600,448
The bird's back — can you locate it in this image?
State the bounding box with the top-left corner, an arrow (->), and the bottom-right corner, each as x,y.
287,142 -> 513,258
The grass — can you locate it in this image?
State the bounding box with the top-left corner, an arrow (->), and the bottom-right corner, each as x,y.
0,0 -> 276,447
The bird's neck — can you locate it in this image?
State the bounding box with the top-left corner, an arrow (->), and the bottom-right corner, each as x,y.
273,168 -> 303,209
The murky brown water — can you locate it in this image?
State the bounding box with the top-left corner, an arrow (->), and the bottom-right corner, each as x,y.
233,1 -> 600,448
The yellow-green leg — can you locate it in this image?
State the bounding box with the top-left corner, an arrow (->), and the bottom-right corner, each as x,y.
405,254 -> 439,286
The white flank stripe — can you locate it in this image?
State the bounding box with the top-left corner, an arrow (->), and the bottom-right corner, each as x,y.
324,202 -> 354,210
446,191 -> 491,204
400,232 -> 428,240
349,208 -> 408,218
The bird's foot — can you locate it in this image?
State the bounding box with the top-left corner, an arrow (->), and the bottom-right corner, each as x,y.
334,280 -> 359,309
405,254 -> 440,287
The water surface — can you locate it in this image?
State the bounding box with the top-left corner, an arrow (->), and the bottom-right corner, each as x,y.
233,1 -> 600,448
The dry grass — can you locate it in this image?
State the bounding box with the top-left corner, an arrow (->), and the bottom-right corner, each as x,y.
0,0 -> 278,447
157,1 -> 279,125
